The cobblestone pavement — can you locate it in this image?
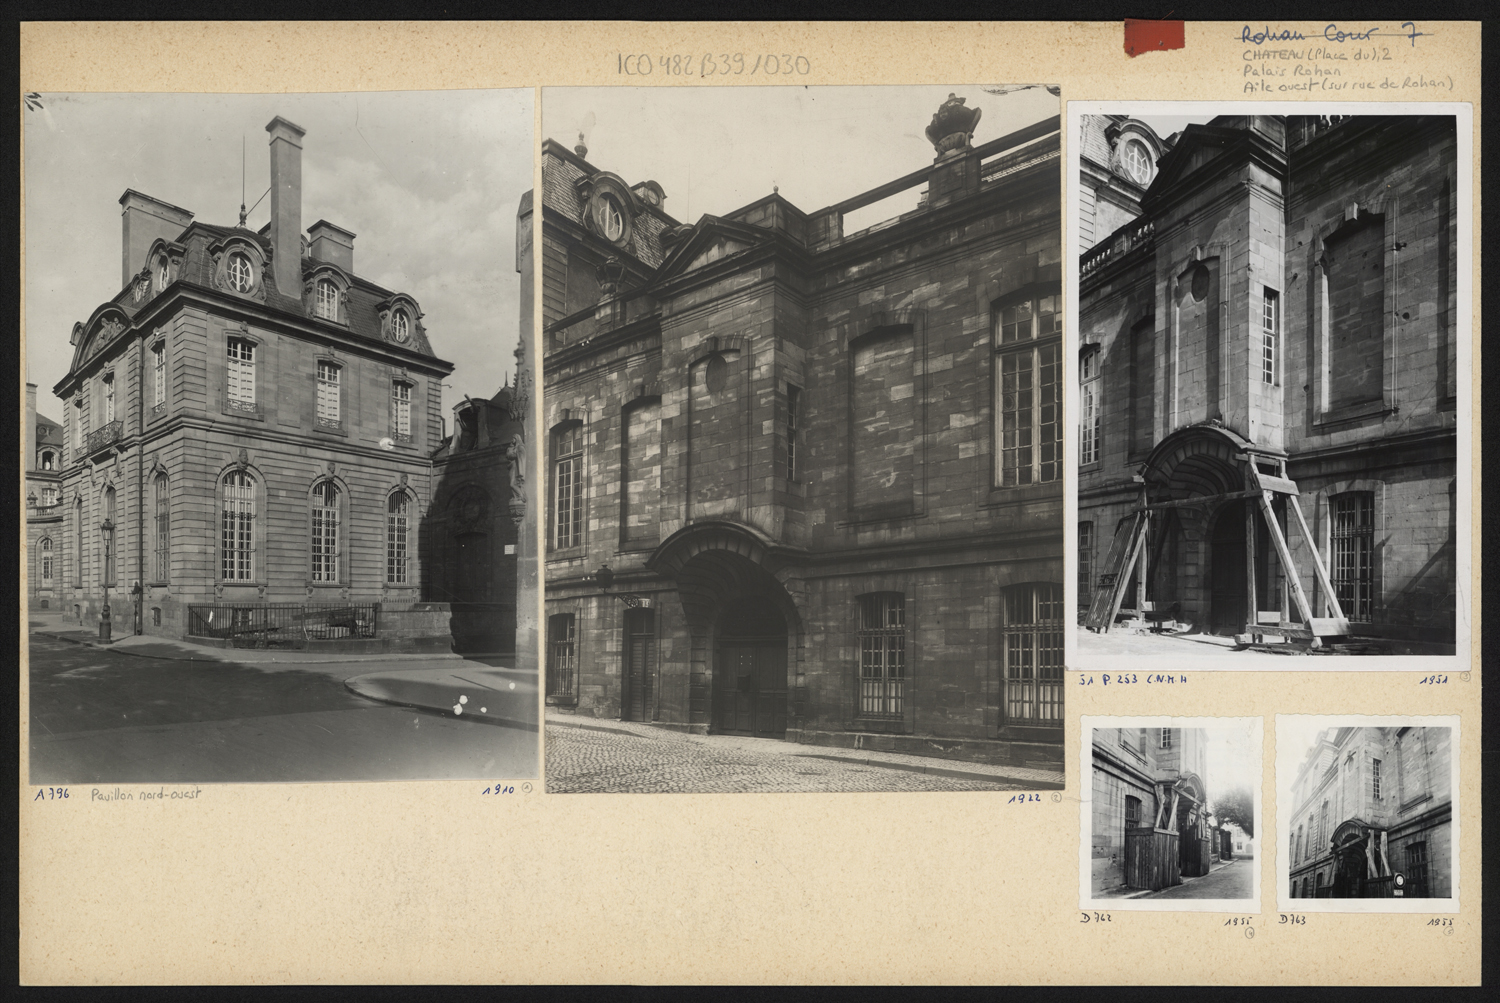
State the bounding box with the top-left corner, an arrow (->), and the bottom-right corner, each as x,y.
545,718 -> 1061,793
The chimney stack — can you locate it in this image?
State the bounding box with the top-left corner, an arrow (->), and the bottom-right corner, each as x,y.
265,116 -> 307,298
26,383 -> 37,474
118,191 -> 193,289
308,220 -> 356,274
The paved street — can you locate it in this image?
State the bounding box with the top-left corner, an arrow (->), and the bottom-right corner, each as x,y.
545,717 -> 1063,793
1149,858 -> 1254,900
27,634 -> 538,784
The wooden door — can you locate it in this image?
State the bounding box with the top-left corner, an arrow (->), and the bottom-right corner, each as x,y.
623,609 -> 654,722
714,639 -> 786,736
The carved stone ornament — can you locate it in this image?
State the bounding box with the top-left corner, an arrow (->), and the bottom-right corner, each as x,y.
236,447 -> 251,468
926,93 -> 982,158
99,317 -> 124,342
400,472 -> 408,486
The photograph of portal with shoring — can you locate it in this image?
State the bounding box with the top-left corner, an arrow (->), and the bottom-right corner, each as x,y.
24,91 -> 540,784
540,86 -> 1066,793
1083,717 -> 1261,909
1276,717 -> 1457,911
1073,109 -> 1465,664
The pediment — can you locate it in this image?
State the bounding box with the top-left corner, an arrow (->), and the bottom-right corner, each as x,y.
1147,126 -> 1239,199
685,237 -> 750,273
656,217 -> 769,283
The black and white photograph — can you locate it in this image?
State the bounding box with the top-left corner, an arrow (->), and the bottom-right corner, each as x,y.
1069,103 -> 1472,668
1277,716 -> 1459,912
23,90 -> 541,783
539,85 -> 1067,793
1083,716 -> 1261,909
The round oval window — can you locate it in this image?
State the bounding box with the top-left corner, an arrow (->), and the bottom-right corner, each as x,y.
227,254 -> 253,293
1189,263 -> 1211,302
704,354 -> 728,394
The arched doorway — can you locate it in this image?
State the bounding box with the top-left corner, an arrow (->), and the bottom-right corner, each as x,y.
713,594 -> 788,737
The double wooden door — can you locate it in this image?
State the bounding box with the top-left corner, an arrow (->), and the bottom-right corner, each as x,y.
713,638 -> 787,737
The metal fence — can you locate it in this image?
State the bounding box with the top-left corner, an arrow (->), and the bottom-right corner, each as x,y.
187,602 -> 379,649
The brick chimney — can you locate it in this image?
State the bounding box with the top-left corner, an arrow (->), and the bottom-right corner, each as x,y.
118,190 -> 193,288
307,220 -> 356,274
265,116 -> 307,298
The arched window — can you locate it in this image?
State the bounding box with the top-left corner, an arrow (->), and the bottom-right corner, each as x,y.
40,450 -> 55,471
551,424 -> 584,549
226,252 -> 253,293
221,470 -> 256,581
1002,583 -> 1065,724
857,592 -> 906,719
598,193 -> 625,241
101,486 -> 117,587
386,492 -> 410,585
153,473 -> 170,583
315,279 -> 339,321
39,538 -> 53,586
311,481 -> 341,583
73,497 -> 84,586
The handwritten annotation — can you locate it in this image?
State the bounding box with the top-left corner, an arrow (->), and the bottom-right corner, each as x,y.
618,53 -> 812,77
1077,673 -> 1186,686
89,786 -> 203,802
1241,23 -> 1426,46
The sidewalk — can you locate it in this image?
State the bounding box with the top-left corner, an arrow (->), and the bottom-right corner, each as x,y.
1096,854 -> 1248,900
546,715 -> 1065,788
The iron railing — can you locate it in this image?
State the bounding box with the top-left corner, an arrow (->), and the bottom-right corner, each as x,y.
86,420 -> 123,453
187,602 -> 379,649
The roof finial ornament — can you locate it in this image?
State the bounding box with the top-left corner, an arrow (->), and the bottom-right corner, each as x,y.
575,132 -> 588,159
238,134 -> 249,228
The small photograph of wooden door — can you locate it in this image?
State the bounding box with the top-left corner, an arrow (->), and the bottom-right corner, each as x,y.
621,607 -> 656,722
712,596 -> 788,737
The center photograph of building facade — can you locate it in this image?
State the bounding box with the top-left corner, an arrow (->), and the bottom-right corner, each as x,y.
540,86 -> 1066,793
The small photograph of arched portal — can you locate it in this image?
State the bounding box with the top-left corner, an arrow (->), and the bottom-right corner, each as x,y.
1081,715 -> 1261,911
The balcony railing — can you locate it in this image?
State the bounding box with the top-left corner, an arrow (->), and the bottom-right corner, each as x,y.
85,420 -> 123,454
1081,218 -> 1155,279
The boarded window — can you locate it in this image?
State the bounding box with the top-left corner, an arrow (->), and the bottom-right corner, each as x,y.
851,328 -> 915,517
622,401 -> 661,544
1324,217 -> 1385,409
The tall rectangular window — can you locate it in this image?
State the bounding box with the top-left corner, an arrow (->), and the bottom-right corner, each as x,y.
153,474 -> 169,583
1003,583 -> 1064,723
315,279 -> 339,321
152,343 -> 167,409
1371,758 -> 1382,800
386,493 -> 409,584
858,593 -> 906,718
1160,728 -> 1173,749
39,539 -> 53,585
1124,795 -> 1141,829
1261,288 -> 1280,385
995,292 -> 1063,486
1077,521 -> 1094,609
552,425 -> 584,549
102,373 -> 116,425
72,398 -> 84,454
1331,492 -> 1375,622
316,361 -> 341,425
786,384 -> 801,481
226,338 -> 256,410
1079,348 -> 1100,465
547,613 -> 578,700
221,471 -> 255,581
392,382 -> 412,441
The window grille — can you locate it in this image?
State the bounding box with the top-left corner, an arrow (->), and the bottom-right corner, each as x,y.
1124,794 -> 1142,828
1003,583 -> 1064,723
154,474 -> 170,582
858,593 -> 906,718
387,493 -> 409,584
1405,841 -> 1429,897
1331,492 -> 1375,621
547,613 -> 578,700
311,481 -> 340,582
221,470 -> 255,581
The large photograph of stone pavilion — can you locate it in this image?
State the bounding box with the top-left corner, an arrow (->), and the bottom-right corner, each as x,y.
540,86 -> 1067,793
24,91 -> 540,783
1072,107 -> 1470,666
1276,717 -> 1458,912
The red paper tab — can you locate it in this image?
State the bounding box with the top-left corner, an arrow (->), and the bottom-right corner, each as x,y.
1124,19 -> 1186,57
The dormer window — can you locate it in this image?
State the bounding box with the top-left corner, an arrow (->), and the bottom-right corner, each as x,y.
133,279 -> 146,303
599,193 -> 625,241
1121,138 -> 1153,185
155,260 -> 170,292
40,450 -> 55,471
227,253 -> 253,293
315,279 -> 339,321
392,309 -> 411,344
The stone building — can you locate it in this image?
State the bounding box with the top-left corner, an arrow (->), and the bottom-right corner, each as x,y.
45,115 -> 520,652
1077,114 -> 1459,652
1286,726 -> 1453,899
541,96 -> 1065,767
1090,725 -> 1211,894
25,383 -> 66,610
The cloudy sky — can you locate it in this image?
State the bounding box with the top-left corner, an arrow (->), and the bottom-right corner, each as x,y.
23,90 -> 532,421
1204,718 -> 1262,802
543,85 -> 1059,235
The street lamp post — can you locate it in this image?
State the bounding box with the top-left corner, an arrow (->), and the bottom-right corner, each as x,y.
98,517 -> 114,644
132,581 -> 143,635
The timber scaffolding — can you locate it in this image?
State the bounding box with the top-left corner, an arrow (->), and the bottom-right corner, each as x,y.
1084,450 -> 1352,649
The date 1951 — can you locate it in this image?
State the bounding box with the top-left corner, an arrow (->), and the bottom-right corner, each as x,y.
617,53 -> 812,77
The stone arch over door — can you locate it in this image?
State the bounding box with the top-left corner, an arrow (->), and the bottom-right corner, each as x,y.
648,521 -> 806,736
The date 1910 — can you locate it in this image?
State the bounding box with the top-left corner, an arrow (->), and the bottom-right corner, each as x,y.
617,53 -> 812,77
